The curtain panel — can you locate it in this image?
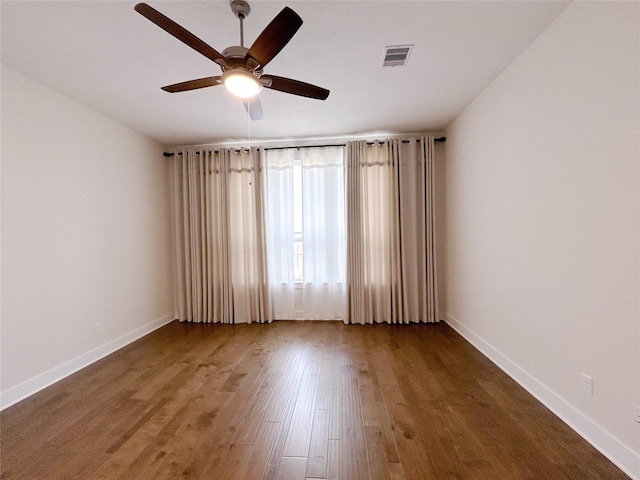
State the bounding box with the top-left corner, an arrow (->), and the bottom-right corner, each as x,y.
171,147 -> 270,324
345,137 -> 438,324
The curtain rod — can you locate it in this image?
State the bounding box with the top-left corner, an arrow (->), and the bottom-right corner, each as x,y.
163,136 -> 446,157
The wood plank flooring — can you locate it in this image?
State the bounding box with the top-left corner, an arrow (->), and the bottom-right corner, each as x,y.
0,320 -> 630,479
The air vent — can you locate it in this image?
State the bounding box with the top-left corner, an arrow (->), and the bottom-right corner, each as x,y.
381,45 -> 413,67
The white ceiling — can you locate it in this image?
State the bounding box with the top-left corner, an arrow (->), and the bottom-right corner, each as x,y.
1,1 -> 569,147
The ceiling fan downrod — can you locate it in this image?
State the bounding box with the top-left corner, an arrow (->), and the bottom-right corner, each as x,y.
230,0 -> 251,47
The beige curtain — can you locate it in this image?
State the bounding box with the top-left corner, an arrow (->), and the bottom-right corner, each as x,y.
345,137 -> 438,324
171,147 -> 270,324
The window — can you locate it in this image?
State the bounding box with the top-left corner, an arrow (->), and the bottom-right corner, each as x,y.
265,146 -> 346,320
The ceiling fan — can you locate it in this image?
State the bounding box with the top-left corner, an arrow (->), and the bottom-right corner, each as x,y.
134,1 -> 330,121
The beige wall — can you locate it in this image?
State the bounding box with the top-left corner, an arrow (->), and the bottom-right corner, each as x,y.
1,66 -> 174,407
443,1 -> 639,476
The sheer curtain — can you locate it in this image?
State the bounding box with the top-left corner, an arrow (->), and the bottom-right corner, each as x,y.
265,146 -> 346,320
345,137 -> 438,324
171,147 -> 270,324
264,148 -> 296,319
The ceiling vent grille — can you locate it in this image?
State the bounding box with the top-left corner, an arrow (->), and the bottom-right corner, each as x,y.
381,45 -> 413,67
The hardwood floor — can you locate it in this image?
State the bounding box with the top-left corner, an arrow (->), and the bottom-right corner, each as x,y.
0,321 -> 630,479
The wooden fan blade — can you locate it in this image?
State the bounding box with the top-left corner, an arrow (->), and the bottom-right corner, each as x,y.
134,3 -> 226,66
242,97 -> 264,121
161,76 -> 221,93
245,7 -> 302,69
263,75 -> 329,100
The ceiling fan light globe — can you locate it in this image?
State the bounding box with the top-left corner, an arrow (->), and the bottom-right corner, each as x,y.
222,69 -> 262,98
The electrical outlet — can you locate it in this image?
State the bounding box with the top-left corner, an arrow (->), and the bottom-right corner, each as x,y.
94,322 -> 102,335
633,404 -> 640,429
581,374 -> 593,396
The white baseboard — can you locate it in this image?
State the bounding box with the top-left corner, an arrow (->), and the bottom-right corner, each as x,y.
0,314 -> 175,411
444,313 -> 639,480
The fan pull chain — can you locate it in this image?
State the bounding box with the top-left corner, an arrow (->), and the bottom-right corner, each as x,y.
247,99 -> 252,149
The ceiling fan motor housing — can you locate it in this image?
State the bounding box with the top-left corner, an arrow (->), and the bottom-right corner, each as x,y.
222,45 -> 249,62
222,46 -> 261,75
